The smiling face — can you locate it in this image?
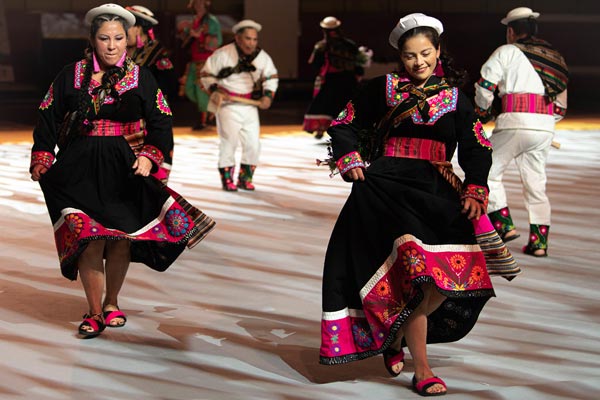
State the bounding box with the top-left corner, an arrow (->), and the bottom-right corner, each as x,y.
399,32 -> 440,86
92,20 -> 128,70
235,28 -> 258,55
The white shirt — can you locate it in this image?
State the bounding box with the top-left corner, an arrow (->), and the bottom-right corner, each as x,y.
200,42 -> 278,97
474,43 -> 567,133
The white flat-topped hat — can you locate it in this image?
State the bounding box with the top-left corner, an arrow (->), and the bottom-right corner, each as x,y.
232,19 -> 262,34
501,7 -> 540,25
85,3 -> 136,26
320,16 -> 341,29
126,5 -> 159,26
388,13 -> 443,49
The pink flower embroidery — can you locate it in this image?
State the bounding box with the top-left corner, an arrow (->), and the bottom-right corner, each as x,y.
39,85 -> 54,110
473,120 -> 492,149
331,101 -> 355,127
156,89 -> 172,115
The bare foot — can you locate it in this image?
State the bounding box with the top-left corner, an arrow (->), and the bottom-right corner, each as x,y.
502,229 -> 520,241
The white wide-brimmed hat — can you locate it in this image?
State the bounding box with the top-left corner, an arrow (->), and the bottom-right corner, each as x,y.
85,3 -> 136,26
388,13 -> 444,49
232,19 -> 262,34
501,7 -> 540,25
126,5 -> 159,26
320,16 -> 341,29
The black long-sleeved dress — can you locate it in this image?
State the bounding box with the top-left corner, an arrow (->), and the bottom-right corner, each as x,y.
320,73 -> 496,365
31,57 -> 215,281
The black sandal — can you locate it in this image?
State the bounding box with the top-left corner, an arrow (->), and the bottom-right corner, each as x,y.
523,244 -> 548,257
501,231 -> 520,243
78,313 -> 105,338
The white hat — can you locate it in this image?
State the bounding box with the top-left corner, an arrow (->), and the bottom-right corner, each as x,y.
232,19 -> 262,34
388,13 -> 444,49
85,3 -> 136,27
501,7 -> 540,25
126,5 -> 159,26
320,16 -> 341,29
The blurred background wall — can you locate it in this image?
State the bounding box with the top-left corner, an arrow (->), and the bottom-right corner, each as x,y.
0,0 -> 597,126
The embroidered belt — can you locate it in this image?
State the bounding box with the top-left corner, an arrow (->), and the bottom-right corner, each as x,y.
86,119 -> 144,136
383,137 -> 446,162
502,93 -> 553,115
222,89 -> 253,99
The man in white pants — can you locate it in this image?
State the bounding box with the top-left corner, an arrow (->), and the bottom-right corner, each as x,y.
474,7 -> 568,257
200,19 -> 278,191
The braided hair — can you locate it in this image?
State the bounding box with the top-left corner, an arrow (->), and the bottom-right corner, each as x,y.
73,14 -> 131,133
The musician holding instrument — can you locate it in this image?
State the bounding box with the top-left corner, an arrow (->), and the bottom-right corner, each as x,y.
200,19 -> 278,191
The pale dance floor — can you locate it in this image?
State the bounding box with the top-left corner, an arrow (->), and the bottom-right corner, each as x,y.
1,125 -> 599,399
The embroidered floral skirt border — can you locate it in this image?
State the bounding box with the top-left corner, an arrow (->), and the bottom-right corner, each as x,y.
319,157 -> 495,364
37,135 -> 215,280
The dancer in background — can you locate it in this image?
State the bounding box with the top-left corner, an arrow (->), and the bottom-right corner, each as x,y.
303,16 -> 368,139
474,7 -> 568,257
178,0 -> 222,130
200,19 -> 278,192
126,4 -> 177,183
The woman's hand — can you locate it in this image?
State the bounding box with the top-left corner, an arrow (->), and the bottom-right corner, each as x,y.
343,167 -> 365,182
31,164 -> 48,181
132,156 -> 153,177
461,197 -> 485,220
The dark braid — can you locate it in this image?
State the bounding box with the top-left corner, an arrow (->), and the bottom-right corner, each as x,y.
92,64 -> 127,110
73,50 -> 94,133
439,51 -> 469,88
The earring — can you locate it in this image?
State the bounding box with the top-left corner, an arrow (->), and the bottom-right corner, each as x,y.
434,58 -> 445,77
136,34 -> 144,49
92,52 -> 101,72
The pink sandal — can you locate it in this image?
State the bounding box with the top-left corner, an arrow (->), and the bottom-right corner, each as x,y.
78,313 -> 105,338
383,348 -> 405,377
412,375 -> 447,396
103,308 -> 127,328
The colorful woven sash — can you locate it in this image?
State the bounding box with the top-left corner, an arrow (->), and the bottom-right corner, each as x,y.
86,119 -> 144,136
502,93 -> 554,115
383,137 -> 446,162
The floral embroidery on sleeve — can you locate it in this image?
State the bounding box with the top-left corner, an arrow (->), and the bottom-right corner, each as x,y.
30,151 -> 55,170
473,120 -> 492,149
473,120 -> 492,150
336,151 -> 365,176
139,144 -> 164,167
331,101 -> 355,127
39,85 -> 54,110
156,89 -> 172,115
461,184 -> 489,210
156,58 -> 174,71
